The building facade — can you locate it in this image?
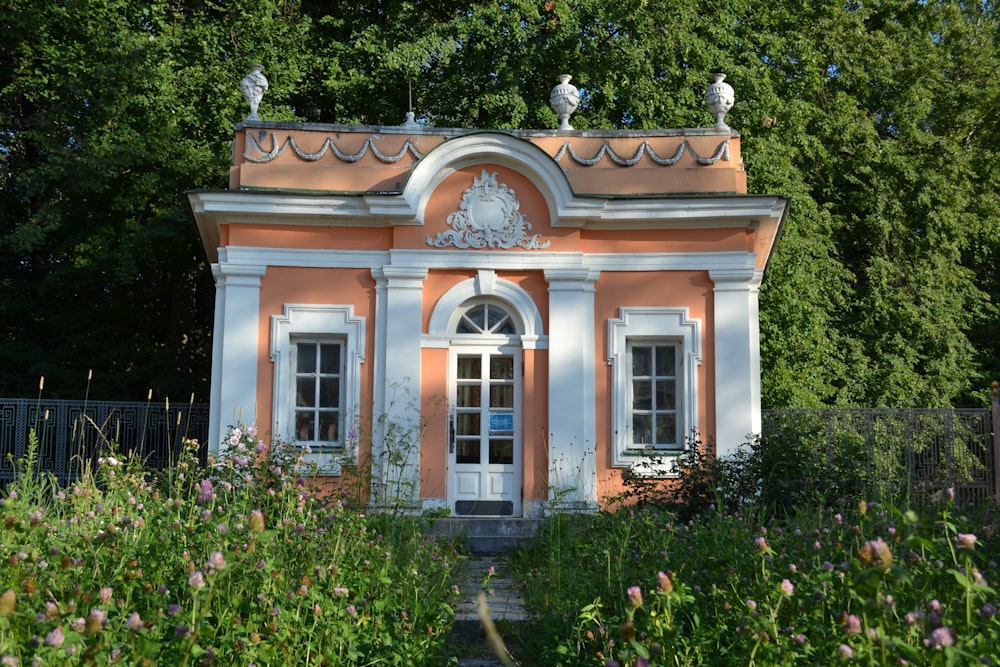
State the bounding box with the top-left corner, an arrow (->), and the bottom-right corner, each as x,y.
189,118 -> 787,516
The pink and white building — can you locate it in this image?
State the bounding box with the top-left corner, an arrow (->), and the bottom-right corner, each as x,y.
189,97 -> 787,515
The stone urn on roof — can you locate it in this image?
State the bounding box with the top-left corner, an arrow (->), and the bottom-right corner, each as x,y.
241,64 -> 269,122
705,72 -> 735,131
549,74 -> 580,131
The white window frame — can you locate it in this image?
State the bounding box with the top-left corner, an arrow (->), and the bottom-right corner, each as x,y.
608,307 -> 701,472
271,304 -> 365,473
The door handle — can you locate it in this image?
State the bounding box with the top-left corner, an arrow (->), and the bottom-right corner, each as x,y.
449,412 -> 456,453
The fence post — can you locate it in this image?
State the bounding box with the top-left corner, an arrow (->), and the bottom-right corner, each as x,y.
993,381 -> 1000,503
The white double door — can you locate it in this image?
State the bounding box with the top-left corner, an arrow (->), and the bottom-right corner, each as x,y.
448,346 -> 522,517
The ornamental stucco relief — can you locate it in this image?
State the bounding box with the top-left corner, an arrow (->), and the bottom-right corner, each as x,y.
426,170 -> 550,250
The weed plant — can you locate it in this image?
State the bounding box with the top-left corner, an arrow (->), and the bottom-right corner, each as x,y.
0,425 -> 463,665
511,452 -> 1000,665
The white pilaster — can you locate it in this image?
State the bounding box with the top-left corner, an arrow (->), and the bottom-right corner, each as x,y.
544,268 -> 599,509
371,266 -> 428,508
709,268 -> 764,457
209,261 -> 267,452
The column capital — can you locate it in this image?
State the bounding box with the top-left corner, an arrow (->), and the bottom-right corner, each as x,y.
212,262 -> 268,285
543,267 -> 600,288
709,268 -> 763,291
372,266 -> 429,286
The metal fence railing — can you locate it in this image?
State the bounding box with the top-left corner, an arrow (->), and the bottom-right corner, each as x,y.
761,408 -> 996,505
0,398 -> 210,488
2,397 -> 997,504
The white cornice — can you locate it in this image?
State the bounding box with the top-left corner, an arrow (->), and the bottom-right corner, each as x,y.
220,245 -> 756,273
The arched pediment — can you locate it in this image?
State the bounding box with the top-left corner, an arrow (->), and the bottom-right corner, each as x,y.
401,132 -> 579,228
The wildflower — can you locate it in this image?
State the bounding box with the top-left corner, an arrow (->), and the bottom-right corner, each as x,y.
125,612 -> 144,631
0,590 -> 15,616
1,655 -> 19,667
85,609 -> 106,633
946,487 -> 955,501
837,644 -> 854,660
248,509 -> 265,533
605,660 -> 621,667
755,536 -> 769,553
196,479 -> 213,504
70,617 -> 85,632
857,500 -> 867,514
168,604 -> 183,616
346,605 -> 357,616
657,571 -> 673,592
780,579 -> 794,596
746,599 -> 757,612
858,538 -> 892,570
99,587 -> 113,604
188,571 -> 206,590
205,552 -> 227,574
843,614 -> 862,635
925,626 -> 956,649
45,626 -> 65,647
627,586 -> 643,608
955,533 -> 977,550
981,603 -> 997,619
45,601 -> 58,619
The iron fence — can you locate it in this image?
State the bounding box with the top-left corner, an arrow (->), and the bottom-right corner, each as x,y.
0,398 -> 210,487
761,408 -> 996,505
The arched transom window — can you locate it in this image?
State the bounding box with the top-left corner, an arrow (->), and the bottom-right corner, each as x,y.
454,303 -> 518,335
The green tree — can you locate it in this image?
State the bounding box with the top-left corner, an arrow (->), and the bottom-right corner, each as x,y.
0,0 -> 310,399
2,0 -> 999,410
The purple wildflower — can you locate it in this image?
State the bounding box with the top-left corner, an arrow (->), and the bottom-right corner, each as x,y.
955,533 -> 977,550
45,626 -> 65,647
98,587 -> 113,604
205,551 -> 227,574
125,612 -> 143,631
85,608 -> 106,633
843,614 -> 861,635
346,605 -> 357,617
188,571 -> 206,590
196,479 -> 213,504
837,644 -> 854,660
627,585 -> 643,608
780,579 -> 794,596
926,626 -> 956,649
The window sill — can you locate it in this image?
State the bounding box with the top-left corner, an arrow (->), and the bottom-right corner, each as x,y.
617,450 -> 685,478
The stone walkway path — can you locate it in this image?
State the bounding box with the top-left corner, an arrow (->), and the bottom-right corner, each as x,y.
450,555 -> 527,667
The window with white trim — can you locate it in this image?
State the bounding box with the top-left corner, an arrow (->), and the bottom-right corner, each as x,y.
608,307 -> 701,470
271,304 -> 365,470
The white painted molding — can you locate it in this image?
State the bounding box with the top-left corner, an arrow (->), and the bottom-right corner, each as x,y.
425,270 -> 546,346
607,307 -> 701,468
219,245 -> 757,274
269,304 -> 365,471
709,269 -> 764,457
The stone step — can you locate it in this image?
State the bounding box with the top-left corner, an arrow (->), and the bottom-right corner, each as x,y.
426,517 -> 541,555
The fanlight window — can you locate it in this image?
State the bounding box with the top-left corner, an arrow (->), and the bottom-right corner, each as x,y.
455,303 -> 517,335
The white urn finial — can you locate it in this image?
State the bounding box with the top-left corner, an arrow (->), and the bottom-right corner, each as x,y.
705,72 -> 735,131
549,74 -> 580,131
240,64 -> 269,122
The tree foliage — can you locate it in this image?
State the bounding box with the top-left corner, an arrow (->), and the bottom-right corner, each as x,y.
1,0 -> 998,407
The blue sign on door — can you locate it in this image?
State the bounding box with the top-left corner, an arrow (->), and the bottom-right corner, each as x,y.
489,413 -> 514,434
